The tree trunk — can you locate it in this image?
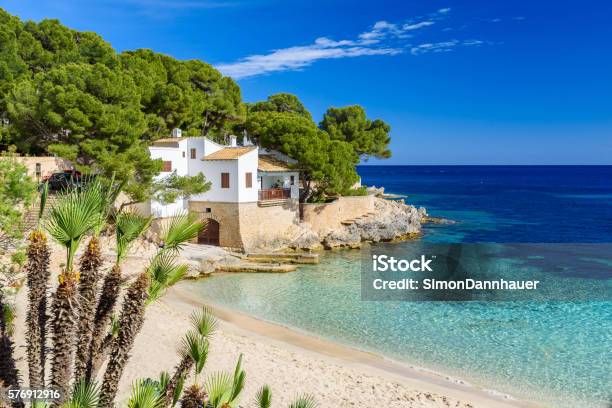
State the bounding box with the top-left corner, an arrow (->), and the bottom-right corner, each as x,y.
49,270 -> 79,407
162,356 -> 192,407
86,264 -> 121,381
24,230 -> 50,388
179,384 -> 208,408
98,273 -> 149,408
73,236 -> 102,382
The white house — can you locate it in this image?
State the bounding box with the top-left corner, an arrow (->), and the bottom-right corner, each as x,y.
148,131 -> 300,248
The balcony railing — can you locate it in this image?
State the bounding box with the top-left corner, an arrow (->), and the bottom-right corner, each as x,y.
259,188 -> 291,201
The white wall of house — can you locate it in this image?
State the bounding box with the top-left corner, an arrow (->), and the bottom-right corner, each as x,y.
190,159 -> 240,202
237,149 -> 259,202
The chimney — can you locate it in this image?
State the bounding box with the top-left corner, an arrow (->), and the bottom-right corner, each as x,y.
171,128 -> 182,138
229,134 -> 237,147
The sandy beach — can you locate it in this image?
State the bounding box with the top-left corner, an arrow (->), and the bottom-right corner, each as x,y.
9,241 -> 540,408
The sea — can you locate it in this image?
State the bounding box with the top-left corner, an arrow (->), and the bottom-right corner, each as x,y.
185,166 -> 612,408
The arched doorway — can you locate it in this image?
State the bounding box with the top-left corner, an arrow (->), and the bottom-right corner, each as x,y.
197,219 -> 220,246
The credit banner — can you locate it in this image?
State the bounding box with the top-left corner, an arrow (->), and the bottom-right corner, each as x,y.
361,243 -> 612,301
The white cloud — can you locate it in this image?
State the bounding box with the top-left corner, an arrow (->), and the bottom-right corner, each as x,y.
411,40 -> 459,55
217,6 -> 492,79
403,21 -> 435,31
217,42 -> 402,79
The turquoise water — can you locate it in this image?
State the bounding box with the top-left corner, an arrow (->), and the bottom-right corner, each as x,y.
185,166 -> 612,407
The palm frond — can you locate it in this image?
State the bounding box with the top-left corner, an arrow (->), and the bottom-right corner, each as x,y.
91,174 -> 121,236
65,380 -> 99,408
159,370 -> 184,408
127,378 -> 164,408
288,394 -> 318,408
229,354 -> 245,404
159,212 -> 204,254
204,372 -> 233,408
179,331 -> 209,376
146,254 -> 187,303
115,210 -> 152,262
255,385 -> 272,408
190,306 -> 218,339
45,183 -> 104,270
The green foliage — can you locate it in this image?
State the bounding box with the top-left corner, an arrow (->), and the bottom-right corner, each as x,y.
45,182 -> 102,270
190,306 -> 218,339
65,380 -> 100,408
248,93 -> 312,120
146,253 -> 188,303
158,211 -> 205,254
342,186 -> 368,197
320,105 -> 391,159
244,110 -> 359,201
0,148 -> 37,247
255,385 -> 272,408
289,394 -> 318,408
152,171 -> 211,205
0,8 -> 240,202
180,331 -> 209,376
127,378 -> 164,408
115,210 -> 152,263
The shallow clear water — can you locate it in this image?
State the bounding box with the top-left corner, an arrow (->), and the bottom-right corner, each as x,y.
185,166 -> 612,408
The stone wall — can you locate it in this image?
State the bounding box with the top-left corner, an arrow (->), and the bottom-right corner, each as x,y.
238,200 -> 300,250
189,199 -> 300,251
15,156 -> 72,180
300,196 -> 375,236
189,201 -> 243,249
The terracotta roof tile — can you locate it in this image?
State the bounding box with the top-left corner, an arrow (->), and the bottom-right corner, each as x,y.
203,146 -> 256,160
258,155 -> 294,172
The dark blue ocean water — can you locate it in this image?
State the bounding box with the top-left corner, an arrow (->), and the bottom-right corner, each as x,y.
357,165 -> 612,243
189,165 -> 612,408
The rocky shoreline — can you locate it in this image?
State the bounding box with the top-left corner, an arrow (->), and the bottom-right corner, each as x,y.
255,196 -> 427,252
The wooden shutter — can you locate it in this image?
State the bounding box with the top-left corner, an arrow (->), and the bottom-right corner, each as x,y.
190,148 -> 196,159
162,161 -> 172,172
245,172 -> 252,188
221,172 -> 230,188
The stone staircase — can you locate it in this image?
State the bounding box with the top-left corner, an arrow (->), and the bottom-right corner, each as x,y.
22,194 -> 58,231
340,211 -> 377,226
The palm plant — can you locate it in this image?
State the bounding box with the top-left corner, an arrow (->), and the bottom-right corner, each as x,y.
126,379 -> 164,408
63,380 -> 100,408
288,395 -> 318,408
73,179 -> 120,382
203,355 -> 246,408
46,185 -> 103,403
98,272 -> 150,408
98,213 -> 203,407
24,182 -> 51,388
162,307 -> 216,407
86,210 -> 151,381
255,385 -> 272,408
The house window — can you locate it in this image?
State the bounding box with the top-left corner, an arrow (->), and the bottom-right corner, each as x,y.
35,163 -> 42,179
182,151 -> 185,158
221,172 -> 230,188
162,161 -> 172,172
245,172 -> 253,188
205,208 -> 211,213
290,175 -> 295,186
190,148 -> 196,159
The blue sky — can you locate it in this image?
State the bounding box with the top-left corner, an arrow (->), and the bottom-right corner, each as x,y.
2,0 -> 612,164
